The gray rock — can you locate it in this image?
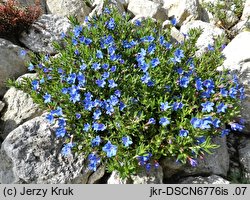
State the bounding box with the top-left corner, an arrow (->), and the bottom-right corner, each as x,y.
163,0 -> 201,26
19,14 -> 71,54
179,175 -> 230,184
0,39 -> 28,97
0,86 -> 42,139
242,0 -> 250,21
161,136 -> 229,179
128,0 -> 168,21
230,19 -> 250,37
238,137 -> 250,180
108,166 -> 163,184
46,0 -> 91,22
88,0 -> 125,18
180,20 -> 225,53
0,116 -> 93,183
87,165 -> 106,184
0,101 -> 4,113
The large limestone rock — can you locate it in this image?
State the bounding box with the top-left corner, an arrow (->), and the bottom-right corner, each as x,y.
19,14 -> 71,54
180,20 -> 225,53
46,0 -> 91,22
0,39 -> 28,97
179,175 -> 230,184
163,0 -> 201,26
238,137 -> 250,180
0,86 -> 42,139
161,136 -> 229,179
0,116 -> 94,183
127,0 -> 168,21
220,32 -> 250,133
108,166 -> 164,184
242,0 -> 250,21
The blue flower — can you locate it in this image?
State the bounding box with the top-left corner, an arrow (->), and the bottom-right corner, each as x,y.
31,80 -> 39,91
137,153 -> 152,165
51,107 -> 63,116
114,90 -> 121,97
80,63 -> 87,71
201,101 -> 214,112
179,129 -> 189,137
173,102 -> 184,111
203,79 -> 215,89
61,88 -> 68,94
119,102 -> 126,111
160,102 -> 171,111
61,143 -> 73,156
159,117 -> 170,126
145,163 -> 151,171
88,153 -> 101,171
220,88 -> 228,97
229,87 -> 237,99
141,73 -> 151,84
60,32 -> 66,39
83,123 -> 90,132
217,103 -> 227,113
151,58 -> 160,68
92,122 -> 106,131
43,93 -> 51,103
230,123 -> 244,131
28,63 -> 35,71
96,79 -> 106,88
46,113 -> 54,124
96,50 -> 103,59
171,18 -> 177,26
58,118 -> 66,127
92,62 -> 101,71
200,116 -> 213,129
148,118 -> 156,124
104,7 -> 111,14
75,113 -> 81,119
73,25 -> 83,38
148,43 -> 156,54
108,79 -> 117,88
102,141 -> 117,157
67,73 -> 77,84
172,49 -> 184,63
179,76 -> 189,88
122,136 -> 133,147
105,104 -> 114,115
69,85 -> 81,103
221,129 -> 230,137
109,95 -> 119,106
106,18 -> 116,30
92,136 -> 101,147
19,49 -> 27,58
141,35 -> 155,43
72,38 -> 78,46
195,78 -> 203,91
188,158 -> 198,167
93,109 -> 102,120
212,118 -> 221,128
77,72 -> 86,86
56,127 -> 66,137
134,19 -> 141,26
190,117 -> 202,128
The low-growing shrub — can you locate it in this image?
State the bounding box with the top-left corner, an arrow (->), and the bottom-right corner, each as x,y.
14,6 -> 245,179
202,0 -> 245,29
0,0 -> 41,38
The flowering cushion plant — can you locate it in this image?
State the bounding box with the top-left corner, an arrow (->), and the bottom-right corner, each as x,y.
14,7 -> 245,179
